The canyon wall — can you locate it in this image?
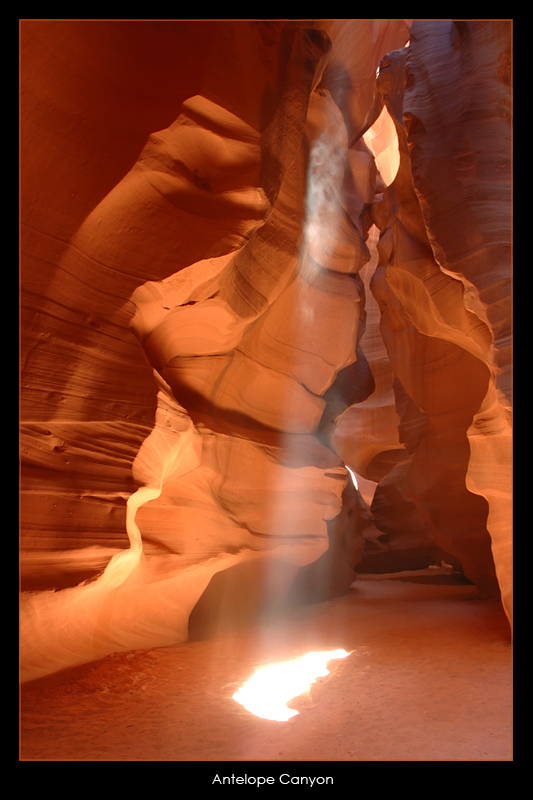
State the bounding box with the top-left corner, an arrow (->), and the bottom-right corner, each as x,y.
20,19 -> 512,682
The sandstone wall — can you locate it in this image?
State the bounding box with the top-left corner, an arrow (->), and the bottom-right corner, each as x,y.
20,19 -> 511,682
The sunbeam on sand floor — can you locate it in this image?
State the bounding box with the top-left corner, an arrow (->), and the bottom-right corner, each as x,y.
232,649 -> 351,721
19,578 -> 512,763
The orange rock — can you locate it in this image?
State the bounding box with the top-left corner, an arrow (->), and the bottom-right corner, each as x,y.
20,19 -> 511,683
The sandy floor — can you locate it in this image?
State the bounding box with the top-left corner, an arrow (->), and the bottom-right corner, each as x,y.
19,577 -> 512,763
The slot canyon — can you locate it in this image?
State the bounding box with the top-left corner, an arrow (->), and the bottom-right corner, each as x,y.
19,19 -> 512,762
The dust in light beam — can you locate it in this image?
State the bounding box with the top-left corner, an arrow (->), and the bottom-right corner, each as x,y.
232,649 -> 351,721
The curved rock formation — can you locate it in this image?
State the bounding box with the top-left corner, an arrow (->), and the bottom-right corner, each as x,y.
367,22 -> 512,616
402,21 -> 513,622
20,19 -> 511,683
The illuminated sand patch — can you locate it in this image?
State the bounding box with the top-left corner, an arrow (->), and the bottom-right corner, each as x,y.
232,649 -> 351,721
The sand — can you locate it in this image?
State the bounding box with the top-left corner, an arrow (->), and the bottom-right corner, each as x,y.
19,577 -> 512,763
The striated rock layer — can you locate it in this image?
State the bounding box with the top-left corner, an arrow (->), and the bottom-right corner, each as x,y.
403,21 -> 513,623
20,19 -> 511,682
368,22 -> 512,620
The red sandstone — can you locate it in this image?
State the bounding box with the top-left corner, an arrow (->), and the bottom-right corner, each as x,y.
20,19 -> 512,762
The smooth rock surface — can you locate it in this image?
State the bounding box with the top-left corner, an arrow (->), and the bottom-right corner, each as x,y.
20,20 -> 512,684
